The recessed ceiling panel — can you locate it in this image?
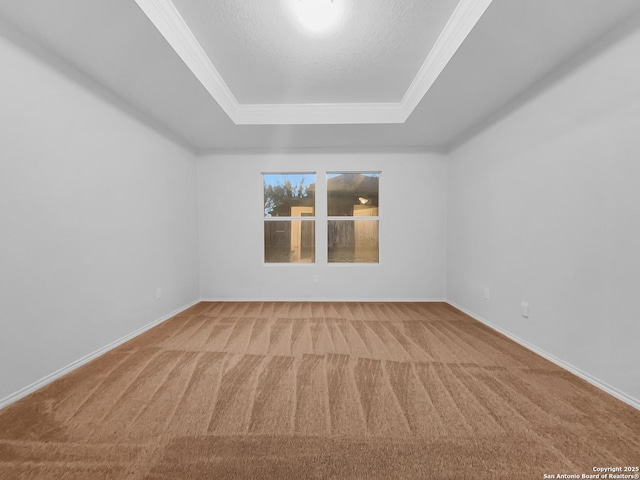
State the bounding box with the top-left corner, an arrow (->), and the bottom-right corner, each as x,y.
135,0 -> 493,124
170,0 -> 458,105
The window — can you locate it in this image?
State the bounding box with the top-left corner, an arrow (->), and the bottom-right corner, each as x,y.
327,172 -> 379,263
263,173 -> 316,263
263,171 -> 379,264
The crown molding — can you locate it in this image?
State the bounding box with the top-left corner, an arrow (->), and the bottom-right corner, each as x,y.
402,0 -> 494,118
134,0 -> 239,118
234,101 -> 406,125
135,0 -> 493,125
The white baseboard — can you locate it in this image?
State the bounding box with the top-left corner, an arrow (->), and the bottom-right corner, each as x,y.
199,297 -> 448,302
446,300 -> 640,412
0,298 -> 200,411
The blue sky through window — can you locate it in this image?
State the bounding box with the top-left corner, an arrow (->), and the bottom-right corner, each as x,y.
263,173 -> 314,188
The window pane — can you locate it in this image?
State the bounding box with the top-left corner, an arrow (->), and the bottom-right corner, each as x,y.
265,220 -> 315,263
328,220 -> 378,263
264,173 -> 315,217
327,172 -> 379,216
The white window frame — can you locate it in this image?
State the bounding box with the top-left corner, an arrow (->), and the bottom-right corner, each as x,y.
262,172 -> 317,265
326,171 -> 381,264
262,171 -> 381,265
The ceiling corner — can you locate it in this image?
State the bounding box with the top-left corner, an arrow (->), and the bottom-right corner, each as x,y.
401,0 -> 494,115
134,0 -> 240,121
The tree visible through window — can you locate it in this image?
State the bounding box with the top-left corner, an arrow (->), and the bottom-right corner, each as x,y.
263,173 -> 315,263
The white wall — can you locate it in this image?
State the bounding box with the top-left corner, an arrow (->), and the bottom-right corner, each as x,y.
447,24 -> 640,403
198,151 -> 447,301
0,34 -> 199,401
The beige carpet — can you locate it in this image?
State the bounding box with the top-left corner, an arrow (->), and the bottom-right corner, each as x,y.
0,302 -> 638,479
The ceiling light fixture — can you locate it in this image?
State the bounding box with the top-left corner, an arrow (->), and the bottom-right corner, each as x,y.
294,0 -> 339,33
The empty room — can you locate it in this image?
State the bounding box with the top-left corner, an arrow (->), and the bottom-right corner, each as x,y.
1,0 -> 639,479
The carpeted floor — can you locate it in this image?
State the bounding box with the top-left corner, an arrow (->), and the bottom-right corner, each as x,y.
0,302 -> 638,479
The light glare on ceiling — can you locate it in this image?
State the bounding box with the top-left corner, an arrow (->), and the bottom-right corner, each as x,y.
294,0 -> 339,33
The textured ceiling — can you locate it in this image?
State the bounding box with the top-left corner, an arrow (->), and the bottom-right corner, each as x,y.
136,0 -> 492,124
169,0 -> 458,105
0,0 -> 639,150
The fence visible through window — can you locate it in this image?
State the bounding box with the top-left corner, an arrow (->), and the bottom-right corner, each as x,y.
327,172 -> 380,263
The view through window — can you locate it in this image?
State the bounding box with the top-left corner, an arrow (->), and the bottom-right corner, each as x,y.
263,172 -> 379,264
263,173 -> 316,263
327,172 -> 379,263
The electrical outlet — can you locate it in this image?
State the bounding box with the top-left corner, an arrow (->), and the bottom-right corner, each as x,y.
156,288 -> 162,299
313,274 -> 320,283
484,288 -> 490,300
521,301 -> 529,318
